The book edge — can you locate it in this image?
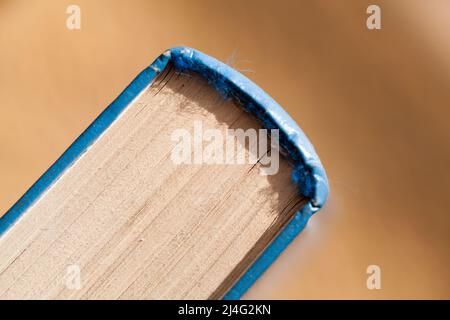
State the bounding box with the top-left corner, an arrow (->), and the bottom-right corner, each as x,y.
0,46 -> 329,299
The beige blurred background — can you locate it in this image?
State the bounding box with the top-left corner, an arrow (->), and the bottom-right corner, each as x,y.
0,0 -> 449,299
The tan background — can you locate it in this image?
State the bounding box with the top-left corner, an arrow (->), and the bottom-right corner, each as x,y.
0,0 -> 449,299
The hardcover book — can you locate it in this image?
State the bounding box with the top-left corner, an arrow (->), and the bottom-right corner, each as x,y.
0,47 -> 328,299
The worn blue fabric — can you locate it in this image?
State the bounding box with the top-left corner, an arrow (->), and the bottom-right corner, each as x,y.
0,47 -> 329,299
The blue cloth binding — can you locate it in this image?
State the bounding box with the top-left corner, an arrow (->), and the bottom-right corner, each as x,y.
0,47 -> 329,299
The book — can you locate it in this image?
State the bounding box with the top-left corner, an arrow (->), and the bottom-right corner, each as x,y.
0,47 -> 328,299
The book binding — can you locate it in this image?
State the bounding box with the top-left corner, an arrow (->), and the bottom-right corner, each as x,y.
0,47 -> 329,299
